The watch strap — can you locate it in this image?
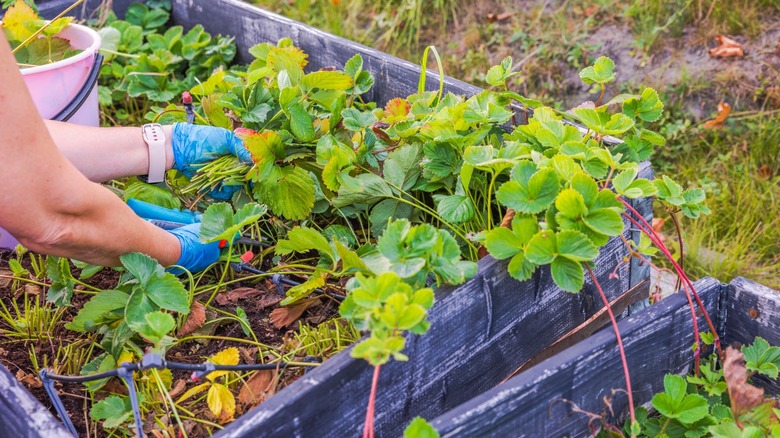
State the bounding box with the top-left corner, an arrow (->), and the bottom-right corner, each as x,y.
142,123 -> 166,183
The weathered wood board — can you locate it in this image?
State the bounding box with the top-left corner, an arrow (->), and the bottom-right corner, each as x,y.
11,1 -> 654,437
724,276 -> 780,394
429,277 -> 723,437
0,365 -> 71,437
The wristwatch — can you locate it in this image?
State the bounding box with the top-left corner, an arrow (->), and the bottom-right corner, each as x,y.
142,123 -> 166,183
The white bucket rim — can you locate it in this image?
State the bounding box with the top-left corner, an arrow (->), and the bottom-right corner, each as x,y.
17,22 -> 101,75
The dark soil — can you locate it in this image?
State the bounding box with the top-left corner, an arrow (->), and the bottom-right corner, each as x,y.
0,251 -> 341,437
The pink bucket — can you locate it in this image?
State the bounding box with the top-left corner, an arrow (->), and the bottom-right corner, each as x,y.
0,23 -> 102,250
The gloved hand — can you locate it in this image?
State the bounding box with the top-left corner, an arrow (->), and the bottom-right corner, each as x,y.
171,123 -> 252,200
166,222 -> 221,273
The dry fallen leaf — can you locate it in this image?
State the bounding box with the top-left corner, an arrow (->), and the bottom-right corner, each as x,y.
238,369 -> 277,407
500,208 -> 516,228
169,379 -> 187,399
0,269 -> 12,288
15,369 -> 42,388
486,11 -> 513,22
703,101 -> 731,129
270,298 -> 320,329
757,164 -> 774,180
723,346 -> 765,416
24,283 -> 42,295
239,347 -> 258,365
215,287 -> 281,309
708,35 -> 744,58
177,301 -> 206,337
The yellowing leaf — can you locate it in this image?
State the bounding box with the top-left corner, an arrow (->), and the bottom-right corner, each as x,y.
176,381 -> 211,403
207,383 -> 236,421
383,98 -> 411,124
3,0 -> 39,42
205,347 -> 240,380
117,350 -> 135,365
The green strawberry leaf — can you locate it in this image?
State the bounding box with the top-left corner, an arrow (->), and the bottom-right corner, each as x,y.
136,311 -> 175,344
579,56 -> 616,85
652,374 -> 709,425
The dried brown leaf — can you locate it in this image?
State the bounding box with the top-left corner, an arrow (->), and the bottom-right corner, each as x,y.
168,379 -> 187,399
703,101 -> 731,129
486,11 -> 513,22
269,298 -> 320,329
24,283 -> 42,295
757,164 -> 773,180
499,208 -> 516,229
0,269 -> 12,288
15,369 -> 42,388
239,347 -> 257,365
708,35 -> 744,58
723,346 -> 765,416
238,369 -> 277,407
215,287 -> 281,309
177,301 -> 206,337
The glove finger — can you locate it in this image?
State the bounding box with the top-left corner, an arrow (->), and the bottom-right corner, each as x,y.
229,134 -> 253,163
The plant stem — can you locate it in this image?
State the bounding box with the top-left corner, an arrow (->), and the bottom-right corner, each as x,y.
668,210 -> 685,292
621,210 -> 702,372
204,241 -> 235,307
620,199 -> 722,358
597,85 -> 606,107
362,365 -> 381,438
584,263 -> 635,429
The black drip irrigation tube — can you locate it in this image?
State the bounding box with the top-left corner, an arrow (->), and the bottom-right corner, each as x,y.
39,353 -> 320,438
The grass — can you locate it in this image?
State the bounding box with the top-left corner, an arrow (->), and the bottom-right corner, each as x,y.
250,0 -> 780,289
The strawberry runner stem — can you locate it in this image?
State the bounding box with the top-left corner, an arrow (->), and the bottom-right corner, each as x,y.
584,263 -> 636,429
363,365 -> 381,438
619,198 -> 723,358
620,210 -> 703,373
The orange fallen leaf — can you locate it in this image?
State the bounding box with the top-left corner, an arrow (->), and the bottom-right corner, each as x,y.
708,35 -> 744,58
238,369 -> 277,407
703,101 -> 731,129
177,301 -> 206,337
269,297 -> 320,329
486,11 -> 513,22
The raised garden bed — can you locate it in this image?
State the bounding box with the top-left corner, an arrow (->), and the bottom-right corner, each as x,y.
429,276 -> 780,436
0,1 -> 679,437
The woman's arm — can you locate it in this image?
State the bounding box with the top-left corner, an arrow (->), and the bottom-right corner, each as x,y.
43,120 -> 175,182
0,32 -> 180,267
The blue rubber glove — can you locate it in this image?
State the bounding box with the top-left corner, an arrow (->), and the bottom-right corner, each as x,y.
171,123 -> 252,200
127,198 -> 201,225
166,223 -> 221,273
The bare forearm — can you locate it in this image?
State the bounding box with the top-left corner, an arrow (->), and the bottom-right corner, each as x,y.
44,120 -> 174,182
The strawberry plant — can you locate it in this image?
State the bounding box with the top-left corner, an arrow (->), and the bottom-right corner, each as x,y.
2,0 -> 81,66
607,337 -> 780,437
94,5 -> 236,124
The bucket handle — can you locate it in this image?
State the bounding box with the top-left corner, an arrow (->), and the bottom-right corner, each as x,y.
52,52 -> 104,122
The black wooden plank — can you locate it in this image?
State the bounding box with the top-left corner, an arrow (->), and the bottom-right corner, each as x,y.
0,364 -> 71,438
430,277 -> 722,437
34,0 -> 135,20
724,277 -> 780,394
168,0 -> 482,106
216,230 -> 644,438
